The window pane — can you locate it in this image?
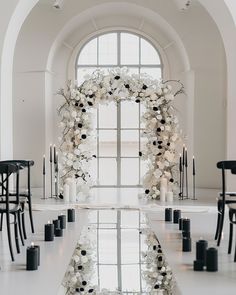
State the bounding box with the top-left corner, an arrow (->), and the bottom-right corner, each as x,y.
99,103 -> 117,128
77,67 -> 97,86
121,210 -> 139,228
99,130 -> 117,157
121,130 -> 139,157
99,210 -> 117,224
121,100 -> 139,128
77,38 -> 97,65
121,265 -> 140,291
121,229 -> 140,264
141,38 -> 160,64
121,158 -> 139,185
99,158 -> 117,185
99,265 -> 118,291
121,33 -> 139,65
89,157 -> 97,185
98,33 -> 117,65
99,229 -> 117,264
140,67 -> 162,80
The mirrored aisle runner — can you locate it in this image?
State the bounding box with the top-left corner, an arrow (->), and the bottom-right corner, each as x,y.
60,210 -> 175,295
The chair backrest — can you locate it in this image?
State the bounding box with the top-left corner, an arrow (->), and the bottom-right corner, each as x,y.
216,161 -> 236,170
0,163 -> 20,207
0,160 -> 34,168
216,161 -> 236,206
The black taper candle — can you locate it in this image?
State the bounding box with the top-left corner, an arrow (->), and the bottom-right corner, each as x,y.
182,145 -> 185,199
206,248 -> 218,271
50,144 -> 52,163
179,155 -> 182,198
165,208 -> 172,222
182,218 -> 190,232
193,156 -> 195,175
196,239 -> 208,265
53,145 -> 57,165
68,209 -> 75,222
45,222 -> 54,241
185,147 -> 189,199
26,244 -> 38,271
182,237 -> 192,252
58,214 -> 66,229
173,209 -> 181,224
43,155 -> 45,175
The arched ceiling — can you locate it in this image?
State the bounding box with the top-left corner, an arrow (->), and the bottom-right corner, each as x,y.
14,0 -> 224,75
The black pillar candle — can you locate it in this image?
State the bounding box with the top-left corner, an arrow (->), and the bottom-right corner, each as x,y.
165,208 -> 172,222
45,222 -> 54,241
55,227 -> 63,237
182,218 -> 190,232
173,209 -> 181,223
206,247 -> 218,272
182,237 -> 191,252
196,239 -> 208,265
193,260 -> 204,271
26,244 -> 38,271
68,209 -> 75,222
53,219 -> 61,234
182,231 -> 191,238
179,218 -> 184,230
58,214 -> 66,229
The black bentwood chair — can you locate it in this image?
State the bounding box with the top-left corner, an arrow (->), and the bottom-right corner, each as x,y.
0,163 -> 25,261
0,160 -> 34,239
215,161 -> 236,247
226,166 -> 236,261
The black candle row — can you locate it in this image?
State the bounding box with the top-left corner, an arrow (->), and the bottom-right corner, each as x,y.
194,239 -> 218,272
45,209 -> 76,241
27,209 -> 75,271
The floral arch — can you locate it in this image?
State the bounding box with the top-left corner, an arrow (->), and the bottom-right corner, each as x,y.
57,68 -> 183,200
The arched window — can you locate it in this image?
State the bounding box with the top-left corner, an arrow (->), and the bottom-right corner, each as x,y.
76,32 -> 162,187
76,32 -> 162,85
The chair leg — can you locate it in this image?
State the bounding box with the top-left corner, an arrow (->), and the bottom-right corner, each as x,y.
217,210 -> 225,246
215,212 -> 221,240
234,236 -> 236,262
21,203 -> 27,240
17,211 -> 24,246
14,213 -> 20,254
0,212 -> 3,231
6,213 -> 14,261
228,222 -> 233,254
28,198 -> 34,233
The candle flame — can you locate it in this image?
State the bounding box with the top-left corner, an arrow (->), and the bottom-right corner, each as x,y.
31,242 -> 34,247
48,220 -> 50,224
193,155 -> 195,159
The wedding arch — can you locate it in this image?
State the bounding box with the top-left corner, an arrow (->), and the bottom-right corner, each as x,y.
57,68 -> 183,199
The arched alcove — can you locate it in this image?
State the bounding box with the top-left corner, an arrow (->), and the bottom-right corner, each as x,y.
6,0 -> 232,190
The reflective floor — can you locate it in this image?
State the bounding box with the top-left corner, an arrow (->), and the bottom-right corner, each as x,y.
62,210 -> 174,294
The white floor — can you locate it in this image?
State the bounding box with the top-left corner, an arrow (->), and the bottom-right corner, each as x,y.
0,187 -> 235,294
